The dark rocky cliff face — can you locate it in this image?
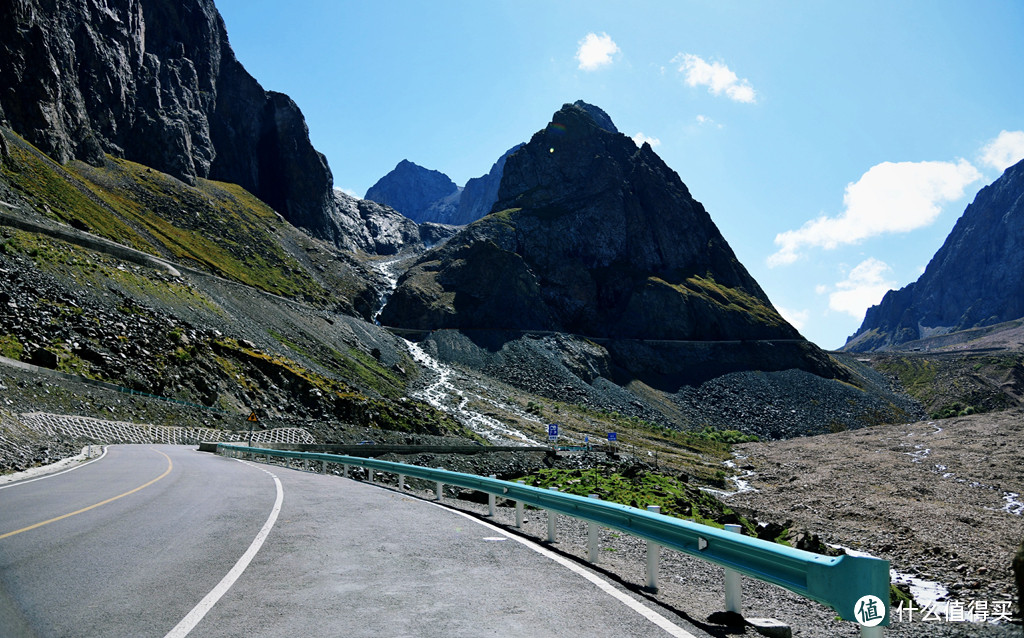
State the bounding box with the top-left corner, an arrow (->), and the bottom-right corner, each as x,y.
454,143 -> 523,226
845,158 -> 1024,351
381,102 -> 798,342
0,0 -> 362,247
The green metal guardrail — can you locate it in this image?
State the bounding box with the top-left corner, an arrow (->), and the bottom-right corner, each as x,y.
218,444 -> 890,632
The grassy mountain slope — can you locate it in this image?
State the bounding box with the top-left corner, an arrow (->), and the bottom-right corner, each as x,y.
0,126 -> 475,441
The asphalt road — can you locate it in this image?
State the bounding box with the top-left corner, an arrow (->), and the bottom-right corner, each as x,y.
0,445 -> 715,637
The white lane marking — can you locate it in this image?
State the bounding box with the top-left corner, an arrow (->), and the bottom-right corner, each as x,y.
164,460 -> 284,638
432,503 -> 699,638
0,447 -> 108,490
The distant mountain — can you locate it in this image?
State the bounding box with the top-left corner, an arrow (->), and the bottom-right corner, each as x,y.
364,160 -> 460,224
0,0 -> 397,253
845,158 -> 1024,352
455,144 -> 524,226
365,144 -> 525,227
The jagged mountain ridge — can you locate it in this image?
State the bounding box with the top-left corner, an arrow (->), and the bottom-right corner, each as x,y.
0,0 -> 419,253
0,0 -> 923,441
375,102 -> 917,434
364,144 -> 524,227
845,158 -> 1024,352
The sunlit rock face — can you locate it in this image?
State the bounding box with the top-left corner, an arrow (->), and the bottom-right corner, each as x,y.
0,0 -> 355,245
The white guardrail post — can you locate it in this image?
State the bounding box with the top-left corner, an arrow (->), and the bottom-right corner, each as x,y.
646,505 -> 661,591
435,468 -> 443,500
515,481 -> 525,528
398,473 -> 405,491
547,487 -> 559,542
724,523 -> 743,613
488,475 -> 497,516
587,494 -> 600,563
214,444 -> 891,632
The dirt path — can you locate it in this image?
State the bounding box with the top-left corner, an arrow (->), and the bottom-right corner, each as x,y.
729,409 -> 1024,615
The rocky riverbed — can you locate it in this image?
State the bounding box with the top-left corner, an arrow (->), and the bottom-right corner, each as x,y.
728,410 -> 1024,632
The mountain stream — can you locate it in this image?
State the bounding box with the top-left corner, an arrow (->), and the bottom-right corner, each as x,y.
371,257 -> 541,445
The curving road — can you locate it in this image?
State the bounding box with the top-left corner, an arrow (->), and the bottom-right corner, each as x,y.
0,445 -> 712,637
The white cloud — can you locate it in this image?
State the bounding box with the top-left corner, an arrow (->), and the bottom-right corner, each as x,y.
335,187 -> 360,199
695,114 -> 723,129
980,130 -> 1024,172
576,32 -> 619,71
673,53 -> 756,103
776,305 -> 809,331
768,159 -> 982,266
814,284 -> 828,295
632,132 -> 661,148
829,258 -> 897,318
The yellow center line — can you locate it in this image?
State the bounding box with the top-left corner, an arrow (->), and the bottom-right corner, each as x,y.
0,448 -> 174,541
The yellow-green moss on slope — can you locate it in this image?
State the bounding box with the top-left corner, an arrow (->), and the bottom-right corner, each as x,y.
1,130 -> 328,302
68,157 -> 326,301
655,274 -> 790,329
0,135 -> 151,250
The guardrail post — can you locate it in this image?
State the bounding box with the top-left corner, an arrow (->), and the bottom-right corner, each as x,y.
515,481 -> 525,528
398,474 -> 405,491
322,459 -> 327,474
588,494 -> 600,563
303,458 -> 309,471
343,464 -> 350,478
488,475 -> 497,516
646,505 -> 661,591
547,487 -> 559,542
435,468 -> 443,500
368,468 -> 374,484
724,523 -> 743,614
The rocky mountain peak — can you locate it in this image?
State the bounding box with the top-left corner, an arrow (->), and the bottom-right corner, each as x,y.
845,158 -> 1024,351
364,159 -> 460,223
381,101 -> 795,343
569,100 -> 619,134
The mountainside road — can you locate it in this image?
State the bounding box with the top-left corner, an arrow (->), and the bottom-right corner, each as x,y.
0,445 -> 715,638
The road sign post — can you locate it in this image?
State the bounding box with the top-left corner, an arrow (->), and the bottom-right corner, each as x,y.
246,410 -> 259,445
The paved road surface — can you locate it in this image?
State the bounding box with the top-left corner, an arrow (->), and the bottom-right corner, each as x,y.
0,445 -> 715,637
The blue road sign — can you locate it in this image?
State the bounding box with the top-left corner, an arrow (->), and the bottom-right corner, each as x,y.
608,432 -> 617,442
548,423 -> 559,439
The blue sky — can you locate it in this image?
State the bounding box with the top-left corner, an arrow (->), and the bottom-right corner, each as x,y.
215,0 -> 1024,349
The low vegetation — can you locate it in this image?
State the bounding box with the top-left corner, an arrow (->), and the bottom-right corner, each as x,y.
513,466 -> 754,532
